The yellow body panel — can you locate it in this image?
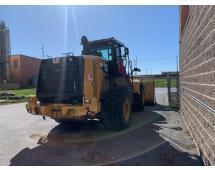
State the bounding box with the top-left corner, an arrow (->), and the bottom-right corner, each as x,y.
26,98 -> 99,119
133,78 -> 155,106
26,55 -> 106,120
133,79 -> 141,94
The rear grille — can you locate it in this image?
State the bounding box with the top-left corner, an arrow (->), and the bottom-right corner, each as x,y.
37,56 -> 84,104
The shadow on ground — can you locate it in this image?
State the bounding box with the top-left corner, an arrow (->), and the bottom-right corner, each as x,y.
10,105 -> 203,166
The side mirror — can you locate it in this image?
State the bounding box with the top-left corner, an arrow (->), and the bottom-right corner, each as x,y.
133,67 -> 141,72
124,48 -> 129,56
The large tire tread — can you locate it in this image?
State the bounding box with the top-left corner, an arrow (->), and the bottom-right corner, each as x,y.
101,85 -> 132,131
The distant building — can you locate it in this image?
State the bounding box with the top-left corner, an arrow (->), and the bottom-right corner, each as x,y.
0,20 -> 10,81
161,71 -> 178,76
10,54 -> 41,88
135,71 -> 178,78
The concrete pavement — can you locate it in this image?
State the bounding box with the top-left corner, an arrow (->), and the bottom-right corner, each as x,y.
0,88 -> 203,165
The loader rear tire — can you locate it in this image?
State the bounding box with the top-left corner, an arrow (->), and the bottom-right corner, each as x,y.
101,85 -> 132,131
132,93 -> 144,112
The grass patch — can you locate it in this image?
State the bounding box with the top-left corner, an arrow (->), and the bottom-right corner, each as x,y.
154,79 -> 177,88
0,88 -> 36,105
0,98 -> 27,105
8,88 -> 36,98
154,79 -> 167,87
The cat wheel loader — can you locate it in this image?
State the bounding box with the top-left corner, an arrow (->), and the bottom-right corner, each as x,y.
26,36 -> 144,130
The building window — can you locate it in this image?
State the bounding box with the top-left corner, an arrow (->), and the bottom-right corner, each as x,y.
14,60 -> 18,68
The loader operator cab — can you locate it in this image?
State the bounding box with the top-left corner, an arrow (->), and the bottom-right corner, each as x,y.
81,36 -> 130,76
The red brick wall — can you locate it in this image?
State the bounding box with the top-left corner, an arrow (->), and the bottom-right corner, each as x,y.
179,6 -> 215,165
180,5 -> 189,36
10,55 -> 41,88
10,55 -> 21,84
20,55 -> 41,87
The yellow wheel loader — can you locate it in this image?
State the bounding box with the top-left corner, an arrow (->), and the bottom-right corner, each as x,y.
26,36 -> 144,130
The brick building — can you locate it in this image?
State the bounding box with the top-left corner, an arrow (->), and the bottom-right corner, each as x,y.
10,54 -> 41,88
179,6 -> 215,165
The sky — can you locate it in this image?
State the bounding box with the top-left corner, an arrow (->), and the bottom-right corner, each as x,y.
0,5 -> 179,74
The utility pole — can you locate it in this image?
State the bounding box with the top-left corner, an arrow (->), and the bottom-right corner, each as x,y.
41,44 -> 45,59
176,55 -> 179,108
134,57 -> 137,76
176,55 -> 179,73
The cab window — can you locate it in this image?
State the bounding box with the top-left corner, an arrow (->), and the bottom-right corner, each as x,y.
98,49 -> 112,60
115,47 -> 122,58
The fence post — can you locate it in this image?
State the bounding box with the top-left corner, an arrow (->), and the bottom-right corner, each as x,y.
167,73 -> 171,106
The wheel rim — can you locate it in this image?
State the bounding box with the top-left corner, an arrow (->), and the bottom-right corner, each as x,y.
123,99 -> 131,121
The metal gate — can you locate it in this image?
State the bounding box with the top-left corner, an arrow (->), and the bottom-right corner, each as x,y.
167,73 -> 179,108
